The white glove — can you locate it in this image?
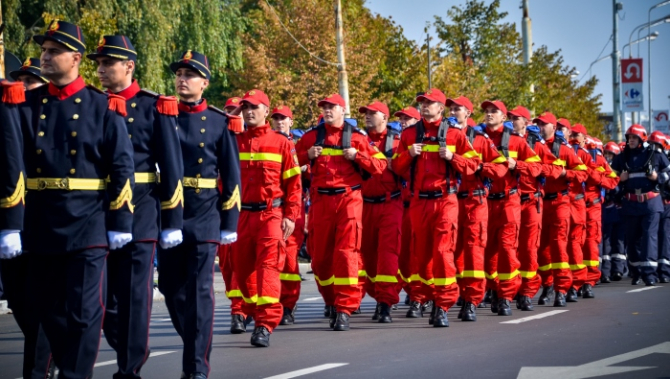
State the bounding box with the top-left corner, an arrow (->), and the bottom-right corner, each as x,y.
0,230 -> 22,259
220,230 -> 238,245
160,228 -> 183,249
108,231 -> 133,250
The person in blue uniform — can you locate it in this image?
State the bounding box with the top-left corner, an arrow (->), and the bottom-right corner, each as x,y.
16,20 -> 135,379
88,35 -> 185,379
10,57 -> 49,90
600,141 -> 624,283
158,50 -> 242,379
611,125 -> 670,286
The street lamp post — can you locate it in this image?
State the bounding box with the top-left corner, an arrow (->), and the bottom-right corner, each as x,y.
648,1 -> 670,131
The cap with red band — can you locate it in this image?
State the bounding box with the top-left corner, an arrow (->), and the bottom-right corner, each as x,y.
532,112 -> 558,125
557,118 -> 571,130
271,105 -> 293,119
416,88 -> 447,105
240,89 -> 270,107
571,123 -> 587,135
508,105 -> 531,120
446,96 -> 473,112
224,97 -> 241,109
318,93 -> 346,108
358,101 -> 389,117
394,106 -> 420,119
481,100 -> 507,115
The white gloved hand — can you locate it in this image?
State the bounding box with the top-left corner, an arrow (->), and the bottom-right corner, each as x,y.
0,230 -> 22,259
160,228 -> 183,249
220,230 -> 238,245
108,231 -> 133,250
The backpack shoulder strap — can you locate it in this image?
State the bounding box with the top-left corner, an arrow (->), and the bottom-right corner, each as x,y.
414,120 -> 425,144
500,127 -> 511,158
437,118 -> 448,148
551,140 -> 562,159
467,126 -> 477,146
385,129 -> 398,158
314,124 -> 326,147
342,122 -> 352,149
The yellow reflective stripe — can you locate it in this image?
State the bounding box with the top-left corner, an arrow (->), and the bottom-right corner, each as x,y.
110,179 -> 134,213
584,260 -> 600,267
279,273 -> 302,281
242,294 -> 258,304
315,275 -> 334,286
596,167 -> 606,172
398,270 -> 412,283
462,150 -> 479,159
458,270 -> 485,278
519,270 -> 536,279
315,275 -> 358,285
372,152 -> 387,159
0,172 -> 25,208
370,275 -> 398,283
553,159 -> 566,166
321,148 -> 345,156
392,153 -> 399,159
257,296 -> 280,306
423,145 -> 440,152
608,172 -> 618,178
539,262 -> 570,271
226,289 -> 243,298
434,277 -> 457,286
525,155 -> 541,163
239,152 -> 282,163
485,271 -> 498,279
282,166 -> 301,179
491,156 -> 507,164
570,264 -> 586,270
573,164 -> 588,171
498,270 -> 520,280
161,180 -> 184,210
499,150 -> 519,158
358,270 -> 367,277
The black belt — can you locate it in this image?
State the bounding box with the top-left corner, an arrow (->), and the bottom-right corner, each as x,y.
520,192 -> 541,203
544,190 -> 569,200
487,188 -> 518,200
417,188 -> 458,199
241,198 -> 283,211
574,193 -> 585,201
363,190 -> 402,203
403,201 -> 410,208
587,198 -> 601,207
317,184 -> 362,195
457,189 -> 487,199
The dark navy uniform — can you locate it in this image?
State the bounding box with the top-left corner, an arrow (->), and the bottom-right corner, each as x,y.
87,36 -> 184,379
19,20 -> 135,379
601,184 -> 626,279
658,152 -> 670,282
158,50 -> 241,378
611,143 -> 670,284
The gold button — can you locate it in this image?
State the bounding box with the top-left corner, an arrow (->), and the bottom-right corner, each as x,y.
73,114 -> 79,120
199,142 -> 204,148
197,158 -> 203,164
70,168 -> 76,174
42,98 -> 48,104
129,134 -> 132,139
36,149 -> 42,154
36,168 -> 42,173
40,114 -> 46,120
196,174 -> 201,178
195,188 -> 201,194
131,103 -> 136,108
71,131 -> 77,137
200,128 -> 205,134
70,150 -> 77,155
128,118 -> 134,123
38,131 -> 45,137
201,116 -> 207,121
75,98 -> 81,104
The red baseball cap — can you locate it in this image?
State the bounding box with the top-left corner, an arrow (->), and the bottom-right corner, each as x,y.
271,105 -> 293,119
466,118 -> 476,127
224,97 -> 241,110
446,96 -> 473,112
508,105 -> 531,120
240,89 -> 270,107
571,123 -> 587,135
557,118 -> 571,130
533,112 -> 558,126
416,88 -> 447,105
394,106 -> 420,119
481,100 -> 507,115
358,101 -> 389,118
318,93 -> 346,108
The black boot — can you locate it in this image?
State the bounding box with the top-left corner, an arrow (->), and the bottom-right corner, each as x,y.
631,276 -> 642,285
404,294 -> 410,305
324,305 -> 331,317
497,299 -> 512,316
230,314 -> 247,334
189,373 -> 207,379
661,277 -> 670,284
566,288 -> 579,302
428,304 -> 438,325
378,303 -> 393,323
538,285 -> 554,305
611,272 -> 623,281
280,306 -> 295,325
644,279 -> 656,286
600,275 -> 611,284
457,304 -> 465,319
480,289 -> 492,308
406,301 -> 422,318
576,286 -> 583,297
490,291 -> 499,314
250,326 -> 270,347
553,291 -> 567,307
328,307 -> 337,329
432,307 -> 449,327
461,302 -> 477,322
582,283 -> 595,298
372,303 -> 381,321
421,300 -> 434,313
333,312 -> 350,331
518,295 -> 534,311
456,297 -> 464,307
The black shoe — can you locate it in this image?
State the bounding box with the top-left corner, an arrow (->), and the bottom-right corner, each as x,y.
428,304 -> 438,325
660,277 -> 670,284
328,307 -> 337,329
392,304 -> 398,310
457,304 -> 464,319
230,314 -> 247,334
378,303 -> 393,323
611,272 -> 623,281
333,312 -> 350,331
406,301 -> 422,318
518,295 -> 534,311
189,373 -> 207,379
250,326 -> 270,347
644,279 -> 656,286
553,291 -> 567,307
372,303 -> 381,321
421,300 -> 434,313
461,302 -> 477,322
513,293 -> 520,302
490,291 -> 499,314
566,288 -> 579,302
576,286 -> 583,297
456,297 -> 464,307
600,275 -> 611,284
497,299 -> 512,316
404,294 -> 410,305
324,305 -> 331,317
538,285 -> 554,305
482,289 -> 492,306
582,284 -> 595,298
432,307 -> 449,327
46,359 -> 56,379
280,307 -> 295,325
631,277 -> 642,285
352,307 -> 362,315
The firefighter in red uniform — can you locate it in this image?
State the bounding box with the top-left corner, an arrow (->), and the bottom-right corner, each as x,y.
295,93 -> 386,331
232,90 -> 302,347
534,112 -> 589,307
358,101 -> 403,323
448,96 -> 507,322
481,101 -> 542,316
508,106 -> 563,311
392,88 -> 480,327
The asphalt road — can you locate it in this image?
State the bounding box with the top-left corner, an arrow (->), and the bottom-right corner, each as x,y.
1,266 -> 669,379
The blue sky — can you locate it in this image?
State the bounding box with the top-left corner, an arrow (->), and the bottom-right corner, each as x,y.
365,0 -> 670,118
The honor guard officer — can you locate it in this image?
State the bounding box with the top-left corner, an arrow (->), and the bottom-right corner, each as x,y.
160,50 -> 242,379
10,58 -> 49,90
601,142 -> 624,283
19,20 -> 135,379
392,89 -> 481,327
88,35 -> 185,378
611,125 -> 670,286
295,93 -> 386,331
233,91 -> 302,347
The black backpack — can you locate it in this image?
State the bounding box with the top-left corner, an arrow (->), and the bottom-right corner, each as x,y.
409,118 -> 450,192
311,121 -> 371,180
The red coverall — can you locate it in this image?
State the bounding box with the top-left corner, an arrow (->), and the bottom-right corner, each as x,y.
392,119 -> 480,311
516,140 -> 562,298
454,129 -> 507,305
232,124 -> 302,332
584,152 -> 619,286
397,186 -> 415,298
484,128 -> 542,301
279,196 -> 305,311
295,123 -> 386,315
217,179 -> 245,316
537,137 -> 588,295
361,129 -> 403,306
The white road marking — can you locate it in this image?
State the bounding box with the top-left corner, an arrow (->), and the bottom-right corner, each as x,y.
152,317 -> 173,322
300,296 -> 323,302
94,351 -> 175,368
500,310 -> 569,324
627,286 -> 662,293
264,363 -> 348,379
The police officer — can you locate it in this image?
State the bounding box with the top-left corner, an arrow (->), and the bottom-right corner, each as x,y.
611,125 -> 670,286
600,141 -> 623,283
656,133 -> 670,283
160,50 -> 241,379
10,58 -> 49,90
20,20 -> 135,378
88,35 -> 185,378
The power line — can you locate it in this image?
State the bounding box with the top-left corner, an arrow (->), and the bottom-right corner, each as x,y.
579,34 -> 612,83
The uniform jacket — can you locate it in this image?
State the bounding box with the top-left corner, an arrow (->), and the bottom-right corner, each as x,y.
585,151 -> 619,204
457,126 -> 507,194
611,145 -> 670,214
362,128 -> 402,198
518,139 -> 562,195
485,127 -> 542,194
543,136 -> 589,194
568,145 -> 601,198
0,82 -> 26,231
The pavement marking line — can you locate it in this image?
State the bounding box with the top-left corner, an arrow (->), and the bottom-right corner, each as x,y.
152,317 -> 173,322
500,310 -> 568,324
627,286 -> 662,293
94,351 -> 175,368
300,296 -> 323,302
263,363 -> 349,379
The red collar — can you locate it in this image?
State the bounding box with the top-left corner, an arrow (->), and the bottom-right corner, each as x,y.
422,118 -> 442,129
368,128 -> 387,142
545,136 -> 555,144
248,123 -> 271,137
178,99 -> 208,113
486,125 -> 504,136
47,76 -> 86,100
325,123 -> 344,133
115,80 -> 141,100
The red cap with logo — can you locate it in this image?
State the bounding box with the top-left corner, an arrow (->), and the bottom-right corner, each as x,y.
508,105 -> 531,120
557,118 -> 571,130
533,112 -> 558,126
416,88 -> 447,105
240,89 -> 270,107
481,100 -> 507,115
571,123 -> 587,135
271,105 -> 293,119
358,101 -> 389,117
446,96 -> 473,112
224,97 -> 241,110
318,93 -> 346,108
394,106 -> 420,119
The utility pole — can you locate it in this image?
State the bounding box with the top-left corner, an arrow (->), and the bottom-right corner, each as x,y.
0,0 -> 5,79
426,32 -> 431,89
612,1 -> 623,141
521,0 -> 533,112
334,0 -> 350,117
